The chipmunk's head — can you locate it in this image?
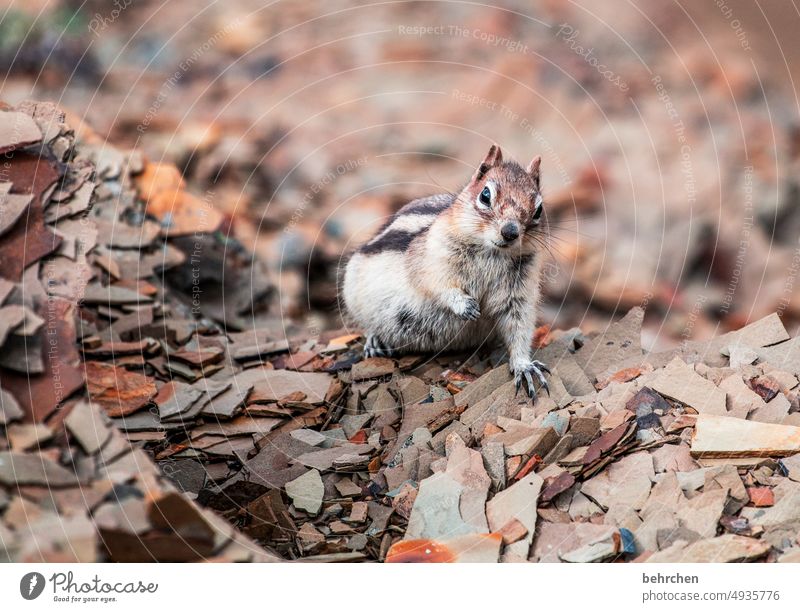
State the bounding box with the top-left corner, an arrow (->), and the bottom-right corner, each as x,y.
451,144 -> 545,253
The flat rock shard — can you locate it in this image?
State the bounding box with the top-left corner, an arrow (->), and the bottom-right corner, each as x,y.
650,358 -> 727,415
486,472 -> 543,559
285,469 -> 324,515
386,533 -> 502,563
691,414 -> 800,458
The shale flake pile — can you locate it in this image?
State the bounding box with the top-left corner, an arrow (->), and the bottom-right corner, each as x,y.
3,103 -> 800,563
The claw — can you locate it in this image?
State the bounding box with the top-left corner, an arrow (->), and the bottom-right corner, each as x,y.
524,370 -> 535,399
512,360 -> 551,401
532,367 -> 548,392
533,360 -> 552,375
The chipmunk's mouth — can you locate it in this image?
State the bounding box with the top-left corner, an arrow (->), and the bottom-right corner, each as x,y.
492,240 -> 516,249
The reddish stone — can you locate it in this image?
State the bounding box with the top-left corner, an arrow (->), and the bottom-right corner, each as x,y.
498,518 -> 528,545
278,390 -> 308,405
85,361 -> 157,417
0,152 -> 61,281
272,350 -> 316,370
748,376 -> 780,403
481,422 -> 503,438
348,429 -> 367,444
532,324 -> 552,348
582,422 -> 630,465
386,538 -> 456,563
540,471 -> 576,503
113,279 -> 158,296
2,298 -> 84,423
367,456 -> 381,474
172,346 -> 224,367
597,364 -> 653,390
747,487 -> 774,507
514,454 -> 542,480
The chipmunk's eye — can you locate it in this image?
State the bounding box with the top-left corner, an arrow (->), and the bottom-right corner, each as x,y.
478,185 -> 492,208
532,194 -> 543,223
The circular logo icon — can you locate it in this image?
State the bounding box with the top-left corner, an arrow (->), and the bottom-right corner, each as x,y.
20,572 -> 45,600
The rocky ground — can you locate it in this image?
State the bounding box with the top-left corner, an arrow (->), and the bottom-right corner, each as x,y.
3,102 -> 800,563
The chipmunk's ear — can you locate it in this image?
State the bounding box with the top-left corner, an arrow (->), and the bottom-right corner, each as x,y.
527,155 -> 542,190
471,144 -> 503,183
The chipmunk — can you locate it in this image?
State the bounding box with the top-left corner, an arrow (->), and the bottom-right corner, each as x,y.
342,144 -> 550,398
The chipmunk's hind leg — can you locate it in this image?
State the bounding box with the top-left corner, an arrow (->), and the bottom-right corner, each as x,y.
514,360 -> 551,400
364,334 -> 398,358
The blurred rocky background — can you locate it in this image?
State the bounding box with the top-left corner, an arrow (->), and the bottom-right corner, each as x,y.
3,0 -> 800,350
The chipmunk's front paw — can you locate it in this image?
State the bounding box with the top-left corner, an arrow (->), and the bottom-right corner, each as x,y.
513,360 -> 551,400
364,335 -> 397,358
452,294 -> 481,321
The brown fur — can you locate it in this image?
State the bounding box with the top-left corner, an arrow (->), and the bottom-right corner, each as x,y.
342,144 -> 550,398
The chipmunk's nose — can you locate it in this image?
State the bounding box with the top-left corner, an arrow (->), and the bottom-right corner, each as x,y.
500,221 -> 520,242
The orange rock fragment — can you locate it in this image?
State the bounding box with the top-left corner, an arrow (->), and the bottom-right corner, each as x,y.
532,324 -> 552,348
513,454 -> 542,481
85,361 -> 157,417
348,429 -> 367,444
596,363 -> 654,390
147,189 -> 224,237
385,538 -> 457,563
135,162 -> 185,204
747,487 -> 774,507
498,518 -> 528,545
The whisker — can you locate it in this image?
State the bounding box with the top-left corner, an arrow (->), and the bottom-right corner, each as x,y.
523,235 -> 563,262
424,168 -> 460,199
541,221 -> 598,240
